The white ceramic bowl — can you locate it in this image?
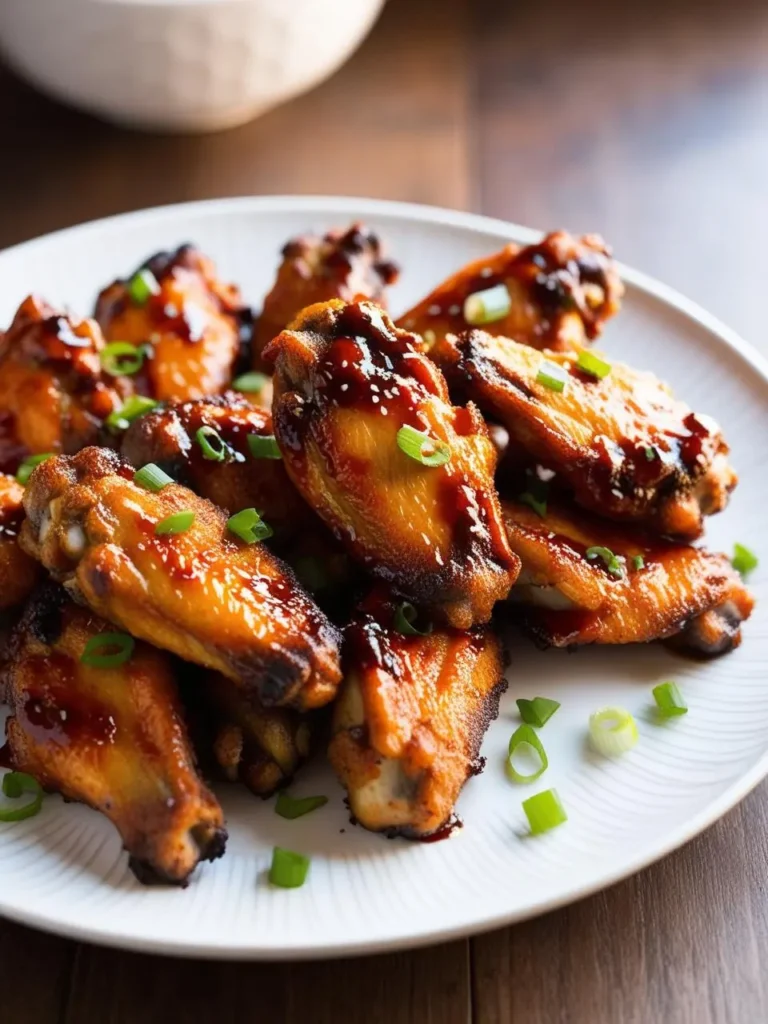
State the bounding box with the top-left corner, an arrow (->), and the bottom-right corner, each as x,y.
0,0 -> 385,132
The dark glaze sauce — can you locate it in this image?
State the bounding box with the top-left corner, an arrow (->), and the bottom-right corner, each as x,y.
283,224 -> 399,290
0,745 -> 14,770
418,814 -> 463,843
0,497 -> 24,540
19,652 -> 118,749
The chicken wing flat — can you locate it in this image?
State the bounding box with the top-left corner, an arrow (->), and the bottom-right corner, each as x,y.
329,591 -> 506,838
0,474 -> 41,612
265,300 -> 519,629
398,231 -> 623,352
19,447 -> 342,709
3,584 -> 226,885
0,296 -> 131,474
253,223 -> 399,367
501,498 -> 753,655
94,245 -> 251,401
436,330 -> 735,540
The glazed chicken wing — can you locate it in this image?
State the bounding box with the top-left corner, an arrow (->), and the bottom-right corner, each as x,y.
0,296 -> 131,474
2,584 -> 226,885
0,473 -> 40,612
329,591 -> 506,837
398,231 -> 622,352
19,447 -> 342,709
436,330 -> 735,539
94,245 -> 251,401
265,300 -> 519,629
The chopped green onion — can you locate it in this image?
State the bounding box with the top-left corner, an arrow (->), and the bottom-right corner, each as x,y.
80,632 -> 135,668
463,283 -> 512,326
516,697 -> 560,728
134,463 -> 173,492
732,543 -> 758,577
16,453 -> 54,485
522,788 -> 567,835
155,510 -> 195,536
576,350 -> 611,379
396,425 -> 451,468
128,268 -> 160,305
507,725 -> 548,784
232,372 -> 269,394
105,395 -> 158,432
275,792 -> 328,820
393,601 -> 432,637
519,491 -> 547,517
588,707 -> 638,757
652,681 -> 688,718
195,425 -> 229,462
100,342 -> 146,377
644,446 -> 656,461
0,772 -> 44,822
269,847 -> 310,888
247,434 -> 282,460
536,360 -> 568,393
586,545 -> 624,579
632,555 -> 645,571
227,507 -> 273,544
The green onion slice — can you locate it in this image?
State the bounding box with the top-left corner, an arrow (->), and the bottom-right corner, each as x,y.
644,446 -> 657,461
105,395 -> 158,432
155,510 -> 195,536
269,847 -> 310,889
588,706 -> 639,757
195,425 -> 229,462
16,453 -> 54,485
227,507 -> 273,544
516,697 -> 560,728
128,268 -> 160,305
247,434 -> 282,460
536,360 -> 568,393
576,350 -> 611,379
0,772 -> 44,822
134,463 -> 173,492
652,681 -> 688,718
507,724 -> 548,784
232,372 -> 269,394
522,788 -> 567,835
732,543 -> 758,577
632,554 -> 645,571
463,283 -> 512,326
396,425 -> 451,468
80,632 -> 135,668
393,602 -> 432,637
519,491 -> 547,518
100,342 -> 146,377
275,792 -> 328,820
586,545 -> 624,578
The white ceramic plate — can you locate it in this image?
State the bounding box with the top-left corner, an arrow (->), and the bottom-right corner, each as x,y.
0,196 -> 766,960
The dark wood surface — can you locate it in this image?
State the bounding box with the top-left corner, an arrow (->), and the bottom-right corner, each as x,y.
1,0 -> 767,1021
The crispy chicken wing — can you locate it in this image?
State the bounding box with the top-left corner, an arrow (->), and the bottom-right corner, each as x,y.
94,245 -> 252,401
265,300 -> 519,629
398,231 -> 622,352
253,223 -> 399,367
2,584 -> 226,885
19,447 -> 342,709
436,330 -> 735,540
501,498 -> 753,655
329,591 -> 506,838
0,474 -> 41,612
0,296 -> 131,474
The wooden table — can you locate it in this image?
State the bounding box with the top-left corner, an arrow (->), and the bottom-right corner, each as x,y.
1,0 -> 767,1020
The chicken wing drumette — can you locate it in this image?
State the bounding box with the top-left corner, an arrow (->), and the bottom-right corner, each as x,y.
0,473 -> 40,613
329,591 -> 506,837
398,231 -> 622,352
0,296 -> 131,474
2,584 -> 226,885
94,245 -> 252,401
265,300 -> 520,629
19,447 -> 342,709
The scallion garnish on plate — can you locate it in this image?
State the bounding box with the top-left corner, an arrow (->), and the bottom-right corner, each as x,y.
0,772 -> 44,823
536,360 -> 568,393
269,847 -> 310,889
195,425 -> 229,462
576,350 -> 611,379
80,632 -> 135,668
155,510 -> 195,536
227,507 -> 273,544
516,697 -> 560,728
522,788 -> 567,835
100,342 -> 147,377
652,681 -> 688,718
507,725 -> 549,784
105,395 -> 158,432
732,543 -> 758,577
588,707 -> 638,757
275,793 -> 328,820
393,602 -> 432,637
586,545 -> 624,578
232,372 -> 268,394
463,283 -> 511,326
396,425 -> 451,467
134,463 -> 174,492
16,453 -> 54,486
128,268 -> 160,305
247,434 -> 282,460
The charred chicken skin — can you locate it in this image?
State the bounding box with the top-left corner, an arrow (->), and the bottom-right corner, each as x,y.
398,231 -> 623,352
19,447 -> 342,709
2,584 -> 226,885
94,245 -> 252,401
253,222 -> 399,367
265,300 -> 520,629
329,591 -> 506,838
0,473 -> 40,612
0,296 -> 131,474
501,498 -> 753,655
436,330 -> 735,540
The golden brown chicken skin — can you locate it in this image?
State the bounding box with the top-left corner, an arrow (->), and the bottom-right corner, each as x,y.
436,330 -> 735,540
2,584 -> 226,885
265,300 -> 519,629
398,231 -> 622,352
501,498 -> 753,655
254,223 -> 399,367
329,591 -> 506,838
94,245 -> 252,401
0,474 -> 41,612
19,447 -> 342,709
0,296 -> 131,474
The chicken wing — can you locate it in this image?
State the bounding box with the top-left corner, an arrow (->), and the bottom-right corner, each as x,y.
329,590 -> 506,838
94,245 -> 252,401
253,223 -> 399,367
501,498 -> 753,655
2,584 -> 226,885
436,330 -> 735,540
0,296 -> 131,474
398,231 -> 622,352
0,473 -> 41,612
19,447 -> 342,709
265,300 -> 519,629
